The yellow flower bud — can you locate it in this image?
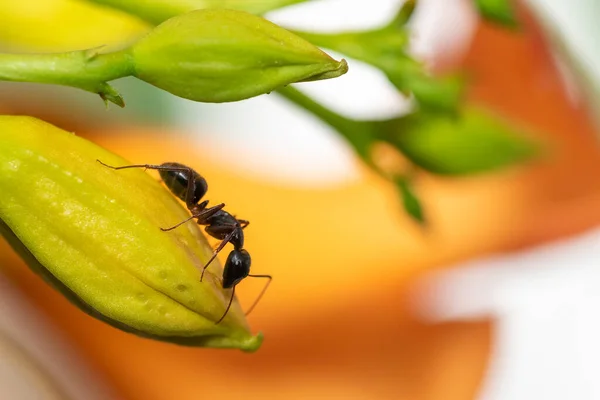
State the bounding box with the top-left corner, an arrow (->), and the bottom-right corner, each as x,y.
0,116 -> 262,351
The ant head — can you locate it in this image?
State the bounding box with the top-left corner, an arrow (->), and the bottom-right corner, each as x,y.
222,249 -> 251,289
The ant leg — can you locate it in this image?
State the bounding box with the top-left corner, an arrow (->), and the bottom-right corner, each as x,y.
160,214 -> 197,232
161,203 -> 225,232
238,219 -> 250,229
97,160 -> 198,210
200,226 -> 237,282
245,274 -> 272,316
216,286 -> 235,325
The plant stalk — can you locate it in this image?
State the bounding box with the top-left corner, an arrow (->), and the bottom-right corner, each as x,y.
0,49 -> 134,106
276,86 -> 375,160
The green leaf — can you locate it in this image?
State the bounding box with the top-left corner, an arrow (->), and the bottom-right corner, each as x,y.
394,0 -> 417,25
0,116 -> 262,351
391,68 -> 465,114
86,0 -> 310,24
292,7 -> 464,113
474,0 -> 518,28
395,176 -> 425,224
382,108 -> 539,174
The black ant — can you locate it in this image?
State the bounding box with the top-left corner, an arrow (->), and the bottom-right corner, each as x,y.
97,160 -> 271,324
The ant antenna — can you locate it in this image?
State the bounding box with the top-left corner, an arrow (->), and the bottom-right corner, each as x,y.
96,160 -> 153,171
160,214 -> 196,231
216,286 -> 235,325
215,275 -> 272,324
245,274 -> 272,316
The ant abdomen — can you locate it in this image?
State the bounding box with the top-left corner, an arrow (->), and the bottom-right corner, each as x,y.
159,162 -> 208,205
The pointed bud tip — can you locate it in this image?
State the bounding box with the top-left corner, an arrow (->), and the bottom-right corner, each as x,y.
300,58 -> 348,83
98,84 -> 125,108
242,332 -> 264,352
182,330 -> 263,352
338,58 -> 349,75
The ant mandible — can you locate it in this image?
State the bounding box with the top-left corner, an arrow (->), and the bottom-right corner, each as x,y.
97,160 -> 271,324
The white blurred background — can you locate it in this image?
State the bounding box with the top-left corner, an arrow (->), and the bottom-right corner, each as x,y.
0,1 -> 598,399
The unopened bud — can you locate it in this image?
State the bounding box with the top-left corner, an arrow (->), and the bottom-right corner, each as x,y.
130,9 -> 348,102
0,116 -> 262,351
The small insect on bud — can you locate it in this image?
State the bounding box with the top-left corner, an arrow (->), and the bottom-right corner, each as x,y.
0,116 -> 262,351
130,9 -> 348,102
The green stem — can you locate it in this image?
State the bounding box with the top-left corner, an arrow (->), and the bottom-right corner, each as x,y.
276,86 -> 375,160
86,0 -> 311,24
0,49 -> 134,107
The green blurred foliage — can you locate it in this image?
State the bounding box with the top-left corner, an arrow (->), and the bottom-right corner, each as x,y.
396,176 -> 425,224
381,108 -> 537,175
87,0 -> 308,24
474,0 -> 518,27
293,2 -> 464,113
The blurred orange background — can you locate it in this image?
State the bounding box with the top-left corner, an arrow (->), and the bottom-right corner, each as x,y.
0,2 -> 599,400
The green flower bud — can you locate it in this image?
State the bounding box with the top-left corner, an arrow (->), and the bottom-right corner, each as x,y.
130,9 -> 348,102
0,116 -> 262,351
